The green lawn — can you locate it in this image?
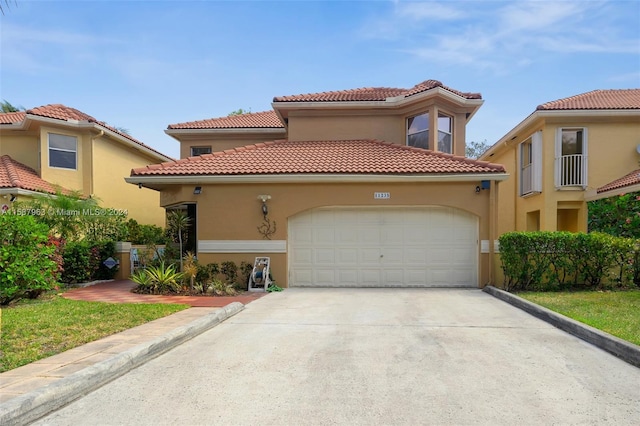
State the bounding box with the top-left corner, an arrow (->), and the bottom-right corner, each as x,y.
0,296 -> 188,372
518,290 -> 640,346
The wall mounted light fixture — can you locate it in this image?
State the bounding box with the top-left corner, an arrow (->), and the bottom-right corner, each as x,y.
9,194 -> 17,202
257,195 -> 271,218
194,186 -> 202,195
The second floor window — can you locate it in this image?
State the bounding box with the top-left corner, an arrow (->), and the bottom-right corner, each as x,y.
191,146 -> 212,156
48,133 -> 77,170
437,113 -> 452,154
555,128 -> 587,188
407,113 -> 429,149
519,131 -> 542,196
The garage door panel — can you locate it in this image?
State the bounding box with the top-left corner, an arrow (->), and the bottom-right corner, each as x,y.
315,249 -> 335,264
289,207 -> 478,288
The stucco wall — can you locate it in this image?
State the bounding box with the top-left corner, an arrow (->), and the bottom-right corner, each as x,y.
92,136 -> 165,226
160,181 -> 495,287
178,132 -> 286,159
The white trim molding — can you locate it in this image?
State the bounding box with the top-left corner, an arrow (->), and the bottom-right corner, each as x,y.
199,240 -> 287,253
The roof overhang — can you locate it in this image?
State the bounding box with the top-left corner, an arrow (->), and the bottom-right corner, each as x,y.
165,127 -> 285,141
272,87 -> 484,125
480,109 -> 640,160
126,172 -> 509,191
1,114 -> 172,163
585,184 -> 640,201
0,187 -> 57,198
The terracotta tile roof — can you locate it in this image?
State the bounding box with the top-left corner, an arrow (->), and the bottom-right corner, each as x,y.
167,110 -> 284,130
0,104 -> 171,160
0,111 -> 26,124
0,155 -> 71,194
597,169 -> 640,194
537,89 -> 640,110
131,139 -> 505,177
273,79 -> 481,102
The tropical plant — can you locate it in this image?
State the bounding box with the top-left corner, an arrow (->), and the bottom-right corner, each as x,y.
182,251 -> 198,291
131,262 -> 183,294
166,210 -> 191,271
0,99 -> 23,112
588,192 -> 640,239
210,278 -> 238,296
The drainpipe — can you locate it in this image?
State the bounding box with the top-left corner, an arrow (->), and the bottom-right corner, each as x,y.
488,179 -> 497,287
90,130 -> 104,197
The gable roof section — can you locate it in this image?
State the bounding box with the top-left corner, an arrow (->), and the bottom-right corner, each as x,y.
0,155 -> 71,195
131,139 -> 505,177
167,110 -> 284,130
272,80 -> 481,102
537,89 -> 640,110
597,169 -> 640,194
0,104 -> 172,161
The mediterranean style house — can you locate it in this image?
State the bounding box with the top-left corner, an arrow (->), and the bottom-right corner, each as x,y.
128,79 -> 508,288
480,89 -> 640,235
0,104 -> 173,226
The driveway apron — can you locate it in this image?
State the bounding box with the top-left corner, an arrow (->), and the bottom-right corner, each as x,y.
35,288 -> 640,425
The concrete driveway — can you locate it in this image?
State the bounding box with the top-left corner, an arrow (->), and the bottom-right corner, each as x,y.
35,288 -> 640,425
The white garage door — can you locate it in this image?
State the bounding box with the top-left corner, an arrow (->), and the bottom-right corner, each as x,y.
288,207 -> 478,287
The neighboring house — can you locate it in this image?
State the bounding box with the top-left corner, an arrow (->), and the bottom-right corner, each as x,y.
128,79 -> 507,288
480,89 -> 640,235
0,104 -> 173,226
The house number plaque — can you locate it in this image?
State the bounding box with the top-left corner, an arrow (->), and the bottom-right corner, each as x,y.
374,192 -> 391,199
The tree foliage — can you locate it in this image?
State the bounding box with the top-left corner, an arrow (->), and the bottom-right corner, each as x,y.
228,108 -> 251,116
1,99 -> 25,112
465,139 -> 492,159
588,192 -> 640,239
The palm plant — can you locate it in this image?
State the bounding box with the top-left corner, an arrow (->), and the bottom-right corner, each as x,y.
166,210 -> 191,271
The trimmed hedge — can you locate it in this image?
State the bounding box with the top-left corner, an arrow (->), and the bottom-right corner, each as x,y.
499,231 -> 640,292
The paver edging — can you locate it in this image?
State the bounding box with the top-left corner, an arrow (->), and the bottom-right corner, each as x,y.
0,302 -> 244,426
483,285 -> 640,369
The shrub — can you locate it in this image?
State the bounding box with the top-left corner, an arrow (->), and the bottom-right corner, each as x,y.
125,219 -> 166,245
588,192 -> 640,239
0,214 -> 58,304
131,262 -> 183,294
220,261 -> 238,285
499,231 -> 639,291
61,241 -> 93,284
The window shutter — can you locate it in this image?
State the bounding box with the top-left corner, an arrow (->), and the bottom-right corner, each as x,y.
554,128 -> 562,188
532,131 -> 543,193
582,128 -> 588,188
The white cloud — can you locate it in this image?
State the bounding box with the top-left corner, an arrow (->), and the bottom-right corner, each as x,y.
360,1 -> 639,73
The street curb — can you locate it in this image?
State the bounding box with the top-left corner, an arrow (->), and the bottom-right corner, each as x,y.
0,302 -> 245,426
483,286 -> 640,369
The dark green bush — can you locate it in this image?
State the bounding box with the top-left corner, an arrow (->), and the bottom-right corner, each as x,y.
62,241 -> 93,284
220,261 -> 238,285
125,219 -> 166,245
499,231 -> 639,292
93,241 -> 118,280
0,215 -> 58,304
588,191 -> 640,239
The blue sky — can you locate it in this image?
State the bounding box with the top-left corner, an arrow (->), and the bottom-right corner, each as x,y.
1,0 -> 639,158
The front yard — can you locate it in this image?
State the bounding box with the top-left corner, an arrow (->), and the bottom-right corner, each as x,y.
0,296 -> 187,372
518,290 -> 640,346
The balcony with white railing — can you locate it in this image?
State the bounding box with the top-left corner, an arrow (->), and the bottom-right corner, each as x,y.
556,154 -> 586,188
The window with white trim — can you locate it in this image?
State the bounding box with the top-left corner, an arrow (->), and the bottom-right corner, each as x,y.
519,131 -> 542,196
190,146 -> 212,156
437,113 -> 452,153
48,133 -> 77,170
555,127 -> 587,188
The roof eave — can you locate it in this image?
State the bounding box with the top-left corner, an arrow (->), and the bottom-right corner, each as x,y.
479,108 -> 640,161
127,172 -> 509,190
165,127 -> 285,136
585,183 -> 640,201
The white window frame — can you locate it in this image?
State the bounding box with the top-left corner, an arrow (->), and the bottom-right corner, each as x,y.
48,133 -> 78,170
518,131 -> 542,196
437,113 -> 453,154
555,127 -> 588,189
190,146 -> 212,156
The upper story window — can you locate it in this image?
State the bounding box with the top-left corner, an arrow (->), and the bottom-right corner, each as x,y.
48,133 -> 77,170
555,128 -> 587,188
190,146 -> 212,156
437,113 -> 452,153
519,131 -> 542,196
407,113 -> 429,149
